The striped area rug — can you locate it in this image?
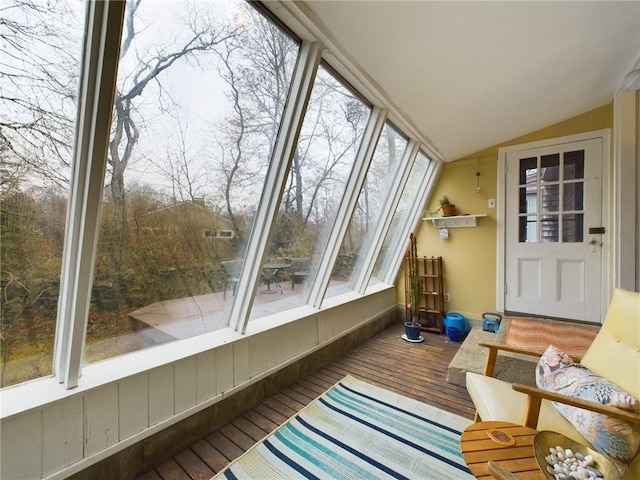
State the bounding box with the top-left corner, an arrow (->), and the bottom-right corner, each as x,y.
505,317 -> 599,358
213,375 -> 474,479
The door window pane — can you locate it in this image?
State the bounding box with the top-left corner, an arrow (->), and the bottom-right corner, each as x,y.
540,154 -> 560,182
540,184 -> 559,212
563,182 -> 584,211
562,214 -> 584,242
86,0 -> 299,362
519,185 -> 537,214
1,1 -> 86,386
249,65 -> 370,317
519,215 -> 538,242
564,151 -> 585,180
540,215 -> 559,242
519,157 -> 537,185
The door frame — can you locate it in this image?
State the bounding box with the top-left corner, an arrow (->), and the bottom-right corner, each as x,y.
496,129 -> 611,323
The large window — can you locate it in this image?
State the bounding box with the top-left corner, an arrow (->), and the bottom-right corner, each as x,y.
86,0 -> 300,363
249,65 -> 370,318
1,1 -> 86,387
1,0 -> 440,390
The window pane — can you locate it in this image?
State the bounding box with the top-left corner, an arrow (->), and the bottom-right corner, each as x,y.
519,185 -> 537,214
86,0 -> 299,362
563,182 -> 584,211
562,214 -> 584,242
541,154 -> 560,182
540,184 -> 559,212
519,215 -> 538,242
370,151 -> 431,285
564,150 -> 585,180
249,65 -> 370,317
519,157 -> 537,185
1,1 -> 86,386
326,123 -> 407,298
540,215 -> 559,242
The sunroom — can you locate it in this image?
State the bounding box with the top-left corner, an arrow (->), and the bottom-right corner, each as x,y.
1,1 -> 639,479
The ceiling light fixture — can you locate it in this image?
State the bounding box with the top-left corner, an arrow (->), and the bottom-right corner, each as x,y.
623,69 -> 640,91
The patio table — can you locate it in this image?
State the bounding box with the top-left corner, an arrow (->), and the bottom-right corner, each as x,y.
260,263 -> 291,294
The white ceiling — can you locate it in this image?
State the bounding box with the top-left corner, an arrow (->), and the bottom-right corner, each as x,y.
300,1 -> 640,161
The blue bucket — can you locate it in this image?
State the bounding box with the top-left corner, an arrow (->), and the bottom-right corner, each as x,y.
444,312 -> 468,336
447,326 -> 462,342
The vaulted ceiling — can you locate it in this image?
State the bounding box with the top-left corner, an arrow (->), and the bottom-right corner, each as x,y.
302,1 -> 640,161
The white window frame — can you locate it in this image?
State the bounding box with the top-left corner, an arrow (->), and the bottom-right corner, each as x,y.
53,0 -> 125,389
352,140 -> 420,293
382,154 -> 441,286
227,41 -> 323,334
308,106 -> 387,308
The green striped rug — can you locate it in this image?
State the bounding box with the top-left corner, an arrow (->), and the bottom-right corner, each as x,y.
213,375 -> 474,479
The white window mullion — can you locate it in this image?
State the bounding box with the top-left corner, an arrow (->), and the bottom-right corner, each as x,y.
353,140 -> 420,293
307,107 -> 387,308
228,41 -> 323,334
53,0 -> 125,388
382,157 -> 441,285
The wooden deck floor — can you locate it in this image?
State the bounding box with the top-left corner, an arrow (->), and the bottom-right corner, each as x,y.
136,322 -> 475,480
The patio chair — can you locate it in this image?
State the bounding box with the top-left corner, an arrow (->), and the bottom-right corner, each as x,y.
288,257 -> 310,289
466,288 -> 640,479
221,259 -> 242,299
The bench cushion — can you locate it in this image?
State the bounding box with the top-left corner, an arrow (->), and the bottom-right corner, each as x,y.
536,344 -> 640,475
466,371 -> 584,443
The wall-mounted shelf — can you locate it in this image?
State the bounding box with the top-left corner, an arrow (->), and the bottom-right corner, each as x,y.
422,214 -> 487,228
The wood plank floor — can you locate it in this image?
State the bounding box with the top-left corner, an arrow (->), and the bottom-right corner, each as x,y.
136,322 -> 475,480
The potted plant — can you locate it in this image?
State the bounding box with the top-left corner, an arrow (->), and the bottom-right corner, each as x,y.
426,195 -> 456,216
404,233 -> 423,342
439,195 -> 456,216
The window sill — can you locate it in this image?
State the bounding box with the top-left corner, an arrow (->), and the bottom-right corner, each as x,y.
0,284 -> 395,420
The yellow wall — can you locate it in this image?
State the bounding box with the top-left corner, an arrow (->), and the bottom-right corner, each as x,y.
397,103 -> 613,321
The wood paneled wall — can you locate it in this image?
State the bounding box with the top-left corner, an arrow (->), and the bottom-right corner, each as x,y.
1,289 -> 396,480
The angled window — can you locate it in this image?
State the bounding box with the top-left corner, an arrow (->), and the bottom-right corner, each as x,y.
326,123 -> 408,298
370,150 -> 432,285
84,0 -> 299,363
249,65 -> 370,319
1,0 -> 441,391
1,1 -> 86,387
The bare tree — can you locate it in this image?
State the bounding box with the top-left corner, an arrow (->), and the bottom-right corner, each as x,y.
207,4 -> 298,242
213,39 -> 255,245
1,0 -> 81,189
158,113 -> 207,204
107,1 -> 238,229
293,70 -> 369,226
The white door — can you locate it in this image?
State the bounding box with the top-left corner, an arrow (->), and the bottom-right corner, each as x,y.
504,137 -> 604,322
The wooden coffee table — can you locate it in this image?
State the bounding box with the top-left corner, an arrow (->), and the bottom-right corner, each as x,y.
460,421 -> 546,479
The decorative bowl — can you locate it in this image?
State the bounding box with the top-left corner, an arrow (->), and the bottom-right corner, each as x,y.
533,431 -> 620,480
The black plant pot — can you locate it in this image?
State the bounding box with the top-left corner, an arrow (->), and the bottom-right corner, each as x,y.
404,322 -> 422,341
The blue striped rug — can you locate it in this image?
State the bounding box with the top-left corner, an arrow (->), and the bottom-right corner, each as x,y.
213,375 -> 474,479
